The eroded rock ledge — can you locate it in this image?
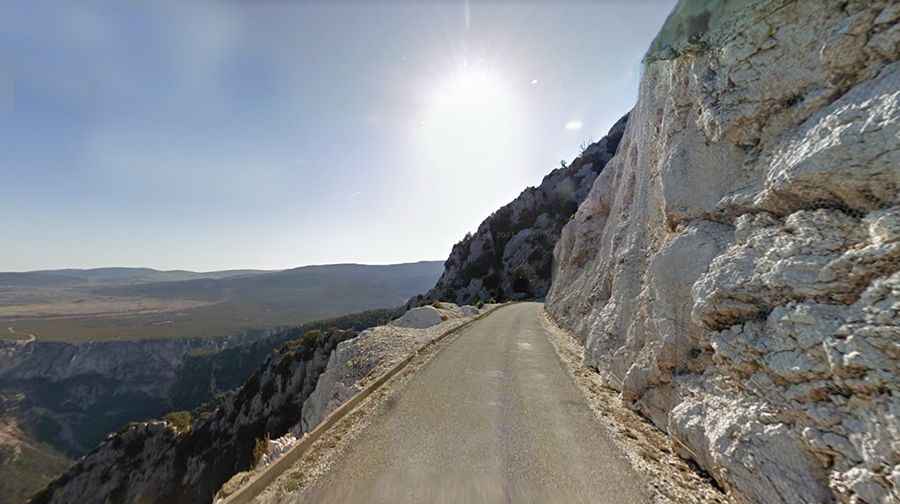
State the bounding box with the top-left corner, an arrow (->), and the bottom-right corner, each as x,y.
547,1 -> 899,502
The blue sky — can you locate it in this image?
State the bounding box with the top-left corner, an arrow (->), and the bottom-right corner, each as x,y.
1,1 -> 675,271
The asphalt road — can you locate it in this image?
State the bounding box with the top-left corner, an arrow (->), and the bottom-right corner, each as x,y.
296,302 -> 648,504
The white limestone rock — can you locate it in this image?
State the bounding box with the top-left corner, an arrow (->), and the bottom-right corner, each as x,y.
391,306 -> 445,329
548,1 -> 900,502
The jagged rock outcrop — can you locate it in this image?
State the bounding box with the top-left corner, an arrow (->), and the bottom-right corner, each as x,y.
548,1 -> 899,503
419,115 -> 628,305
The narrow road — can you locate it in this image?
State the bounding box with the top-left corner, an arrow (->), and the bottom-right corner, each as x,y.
296,302 -> 648,504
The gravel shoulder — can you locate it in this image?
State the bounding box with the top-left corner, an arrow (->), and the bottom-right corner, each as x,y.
539,311 -> 734,504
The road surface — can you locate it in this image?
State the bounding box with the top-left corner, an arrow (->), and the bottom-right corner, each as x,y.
296,302 -> 648,503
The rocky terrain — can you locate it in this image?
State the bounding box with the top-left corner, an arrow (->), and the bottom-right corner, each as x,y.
417,114 -> 628,305
28,326 -> 356,504
0,333 -> 258,455
299,303 -> 481,433
0,262 -> 441,503
22,1 -> 900,503
0,419 -> 69,504
1,306 -> 402,504
29,303 -> 483,504
547,1 -> 899,502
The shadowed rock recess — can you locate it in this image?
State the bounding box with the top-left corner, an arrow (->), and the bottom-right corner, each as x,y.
548,1 -> 899,503
416,113 -> 629,306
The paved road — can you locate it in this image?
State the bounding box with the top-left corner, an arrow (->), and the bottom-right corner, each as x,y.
296,302 -> 648,504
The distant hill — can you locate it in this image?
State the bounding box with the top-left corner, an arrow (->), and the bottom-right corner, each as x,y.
95,262 -> 445,304
0,261 -> 444,342
0,267 -> 270,288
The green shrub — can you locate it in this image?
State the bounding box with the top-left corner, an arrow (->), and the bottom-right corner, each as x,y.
252,435 -> 269,467
300,329 -> 322,349
164,411 -> 193,434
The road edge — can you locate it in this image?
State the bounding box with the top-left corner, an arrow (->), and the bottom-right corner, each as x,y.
217,302 -> 514,504
539,308 -> 734,504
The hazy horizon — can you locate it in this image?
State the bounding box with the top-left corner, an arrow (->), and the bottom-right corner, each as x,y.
2,1 -> 676,272
2,259 -> 446,274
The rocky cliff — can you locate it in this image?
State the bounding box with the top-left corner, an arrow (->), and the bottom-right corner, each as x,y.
28,326 -> 357,504
29,303 -> 481,504
548,1 -> 899,503
419,114 -> 628,305
0,330 -> 273,457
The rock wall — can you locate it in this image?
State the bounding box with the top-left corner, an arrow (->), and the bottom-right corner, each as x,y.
547,1 -> 899,503
420,114 -> 628,305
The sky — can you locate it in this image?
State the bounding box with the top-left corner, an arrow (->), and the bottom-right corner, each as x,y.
0,1 -> 676,272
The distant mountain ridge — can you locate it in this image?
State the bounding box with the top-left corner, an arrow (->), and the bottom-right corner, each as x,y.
0,267 -> 272,287
1,261 -> 444,343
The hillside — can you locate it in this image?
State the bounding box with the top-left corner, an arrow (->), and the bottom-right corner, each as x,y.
1,262 -> 443,342
18,1 -> 900,503
0,262 -> 441,503
27,304 -> 486,504
418,114 -> 628,306
1,306 -> 406,504
0,267 -> 269,288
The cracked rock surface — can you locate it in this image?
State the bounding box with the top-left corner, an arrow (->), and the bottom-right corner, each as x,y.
548,1 -> 899,502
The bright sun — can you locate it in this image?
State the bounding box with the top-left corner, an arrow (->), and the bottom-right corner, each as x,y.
431,65 -> 506,110
414,61 -> 526,196
421,63 -> 519,146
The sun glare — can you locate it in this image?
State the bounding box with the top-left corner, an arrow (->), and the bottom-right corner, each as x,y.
421,63 -> 518,142
431,65 -> 505,110
413,60 -> 526,206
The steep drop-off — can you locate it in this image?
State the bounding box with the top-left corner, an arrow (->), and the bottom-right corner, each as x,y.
1,262 -> 441,502
418,114 -> 628,305
30,303 -> 485,504
1,307 -> 403,504
29,326 -> 358,504
548,1 -> 899,502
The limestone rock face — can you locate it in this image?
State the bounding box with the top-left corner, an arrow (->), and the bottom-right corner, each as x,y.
547,1 -> 900,502
420,114 -> 628,305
